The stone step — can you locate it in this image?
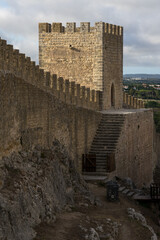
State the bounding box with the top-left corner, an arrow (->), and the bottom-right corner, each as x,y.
91,144 -> 117,148
90,149 -> 116,153
96,158 -> 108,161
95,133 -> 120,137
96,154 -> 108,157
93,138 -> 117,142
101,118 -> 124,121
98,124 -> 123,127
96,153 -> 110,155
96,128 -> 122,132
96,161 -> 107,164
90,151 -> 115,155
92,141 -> 117,145
96,164 -> 107,167
95,133 -> 120,136
99,120 -> 124,126
96,165 -> 107,168
82,172 -> 108,176
90,147 -> 116,151
102,113 -> 124,116
96,166 -> 107,169
92,142 -> 117,146
89,152 -> 114,156
96,129 -> 121,132
91,143 -> 116,147
101,117 -> 125,119
101,119 -> 124,122
92,141 -> 118,145
96,156 -> 107,158
94,137 -> 119,141
96,163 -> 106,166
93,152 -> 114,155
96,169 -> 107,172
92,144 -> 117,147
99,121 -> 124,124
93,138 -> 118,141
96,129 -> 122,132
96,162 -> 107,165
93,141 -> 118,145
97,125 -> 122,128
101,120 -> 124,122
94,134 -> 120,138
96,158 -> 107,161
96,160 -> 108,163
97,129 -> 122,132
88,114 -> 124,161
96,160 -> 107,163
101,117 -> 124,120
102,114 -> 124,117
82,175 -> 108,182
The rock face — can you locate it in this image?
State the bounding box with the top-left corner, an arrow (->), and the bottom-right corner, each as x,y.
127,208 -> 157,240
0,140 -> 91,240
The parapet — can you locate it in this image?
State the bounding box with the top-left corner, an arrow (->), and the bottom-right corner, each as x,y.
123,92 -> 145,109
39,22 -> 123,36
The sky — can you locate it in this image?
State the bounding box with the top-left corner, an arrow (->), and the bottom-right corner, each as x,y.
0,0 -> 160,74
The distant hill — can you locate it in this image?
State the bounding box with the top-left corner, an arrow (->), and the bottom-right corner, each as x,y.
124,74 -> 160,79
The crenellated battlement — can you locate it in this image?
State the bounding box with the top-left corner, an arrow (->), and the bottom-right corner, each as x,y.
0,37 -> 102,111
39,22 -> 123,35
123,92 -> 145,109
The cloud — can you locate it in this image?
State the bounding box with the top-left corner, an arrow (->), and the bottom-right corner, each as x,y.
0,0 -> 160,73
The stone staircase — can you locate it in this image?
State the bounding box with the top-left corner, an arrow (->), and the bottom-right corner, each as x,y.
88,113 -> 125,174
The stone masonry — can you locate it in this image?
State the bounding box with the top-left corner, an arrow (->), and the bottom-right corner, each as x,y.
0,21 -> 155,187
39,22 -> 123,110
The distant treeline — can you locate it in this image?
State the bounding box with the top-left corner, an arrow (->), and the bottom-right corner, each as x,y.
124,74 -> 160,79
123,79 -> 160,85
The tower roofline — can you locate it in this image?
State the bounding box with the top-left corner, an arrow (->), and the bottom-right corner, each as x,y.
39,22 -> 123,35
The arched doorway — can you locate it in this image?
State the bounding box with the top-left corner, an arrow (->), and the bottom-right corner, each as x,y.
111,83 -> 115,107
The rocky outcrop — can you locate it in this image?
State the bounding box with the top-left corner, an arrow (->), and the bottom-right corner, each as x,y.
0,140 -> 91,240
127,208 -> 157,240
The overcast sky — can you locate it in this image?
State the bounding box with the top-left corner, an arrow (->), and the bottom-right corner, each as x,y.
0,0 -> 160,74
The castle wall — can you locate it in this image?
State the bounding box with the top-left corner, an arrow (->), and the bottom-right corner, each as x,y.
115,110 -> 154,187
0,32 -> 154,187
0,71 -> 102,171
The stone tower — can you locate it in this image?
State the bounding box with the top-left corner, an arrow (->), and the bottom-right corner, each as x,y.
39,22 -> 123,110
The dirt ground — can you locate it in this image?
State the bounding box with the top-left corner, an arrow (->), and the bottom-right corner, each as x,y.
34,183 -> 160,240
